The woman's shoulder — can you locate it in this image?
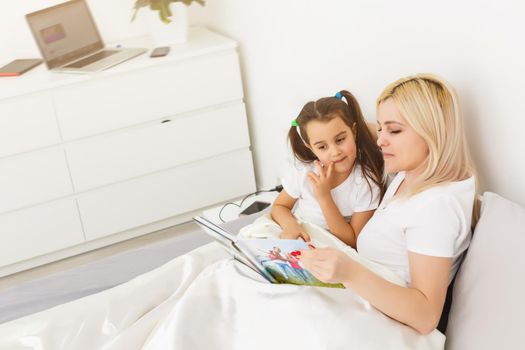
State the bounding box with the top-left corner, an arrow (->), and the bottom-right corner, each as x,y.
411,176 -> 476,210
422,176 -> 475,197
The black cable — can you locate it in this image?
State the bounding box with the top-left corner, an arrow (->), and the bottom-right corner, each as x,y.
217,201 -> 240,223
218,185 -> 283,223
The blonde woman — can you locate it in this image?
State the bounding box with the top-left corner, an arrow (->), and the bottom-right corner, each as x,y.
300,74 -> 477,335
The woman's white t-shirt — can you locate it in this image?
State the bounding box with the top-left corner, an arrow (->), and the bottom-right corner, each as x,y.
281,162 -> 381,229
357,172 -> 475,285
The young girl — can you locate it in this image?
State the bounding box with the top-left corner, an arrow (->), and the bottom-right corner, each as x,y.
271,90 -> 385,247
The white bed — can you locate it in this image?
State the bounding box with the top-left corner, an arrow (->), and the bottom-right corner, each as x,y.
0,191 -> 523,349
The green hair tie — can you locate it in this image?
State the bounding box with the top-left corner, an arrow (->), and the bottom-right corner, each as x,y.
291,118 -> 307,144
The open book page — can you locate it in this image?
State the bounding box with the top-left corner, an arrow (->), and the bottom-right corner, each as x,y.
236,239 -> 344,288
232,243 -> 277,283
193,216 -> 276,283
193,216 -> 343,288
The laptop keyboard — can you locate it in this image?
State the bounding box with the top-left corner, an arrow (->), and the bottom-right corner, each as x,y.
65,50 -> 118,68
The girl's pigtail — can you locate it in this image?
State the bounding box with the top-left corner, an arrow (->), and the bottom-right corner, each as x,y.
340,90 -> 387,199
288,122 -> 316,163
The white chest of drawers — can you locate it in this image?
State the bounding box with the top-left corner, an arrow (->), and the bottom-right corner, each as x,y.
0,28 -> 256,276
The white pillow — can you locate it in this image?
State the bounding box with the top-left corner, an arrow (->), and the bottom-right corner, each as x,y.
446,192 -> 525,349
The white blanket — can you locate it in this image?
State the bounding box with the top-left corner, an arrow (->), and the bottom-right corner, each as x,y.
0,218 -> 445,350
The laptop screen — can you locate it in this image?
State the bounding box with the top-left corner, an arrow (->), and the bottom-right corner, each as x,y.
26,0 -> 104,69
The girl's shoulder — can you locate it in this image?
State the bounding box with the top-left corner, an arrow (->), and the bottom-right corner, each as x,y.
349,163 -> 380,188
281,160 -> 315,195
335,164 -> 378,194
286,160 -> 315,176
350,163 -> 365,183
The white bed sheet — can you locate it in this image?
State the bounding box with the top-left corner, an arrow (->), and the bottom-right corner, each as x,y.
0,217 -> 445,350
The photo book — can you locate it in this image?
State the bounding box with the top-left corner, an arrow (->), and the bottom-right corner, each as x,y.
193,216 -> 344,288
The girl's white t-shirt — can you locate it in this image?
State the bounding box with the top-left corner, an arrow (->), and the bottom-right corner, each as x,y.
281,161 -> 381,229
357,172 -> 475,285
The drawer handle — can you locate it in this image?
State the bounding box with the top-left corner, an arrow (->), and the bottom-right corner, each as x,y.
161,119 -> 171,124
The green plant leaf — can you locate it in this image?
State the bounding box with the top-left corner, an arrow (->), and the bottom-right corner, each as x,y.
159,1 -> 171,23
132,0 -> 205,22
177,0 -> 205,6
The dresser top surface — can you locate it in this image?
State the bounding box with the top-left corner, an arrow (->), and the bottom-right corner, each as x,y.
0,27 -> 238,100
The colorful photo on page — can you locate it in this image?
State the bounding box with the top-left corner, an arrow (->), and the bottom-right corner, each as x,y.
240,239 -> 344,288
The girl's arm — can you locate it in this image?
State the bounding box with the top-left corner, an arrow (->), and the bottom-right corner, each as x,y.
308,161 -> 373,247
300,248 -> 451,334
317,195 -> 374,247
270,190 -> 310,241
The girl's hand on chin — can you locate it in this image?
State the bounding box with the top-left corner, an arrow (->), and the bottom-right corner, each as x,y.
307,160 -> 334,201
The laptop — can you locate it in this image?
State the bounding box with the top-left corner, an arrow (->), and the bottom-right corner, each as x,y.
25,0 -> 146,73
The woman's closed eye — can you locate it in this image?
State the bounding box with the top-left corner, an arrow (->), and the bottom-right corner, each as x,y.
336,136 -> 346,144
377,128 -> 401,135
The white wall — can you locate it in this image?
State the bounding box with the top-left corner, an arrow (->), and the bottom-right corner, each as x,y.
200,0 -> 525,206
1,0 -> 524,206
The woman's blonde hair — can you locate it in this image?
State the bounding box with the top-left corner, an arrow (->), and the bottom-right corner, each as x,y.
376,73 -> 477,198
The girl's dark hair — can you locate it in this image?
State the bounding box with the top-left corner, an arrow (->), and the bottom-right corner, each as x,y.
288,90 -> 386,200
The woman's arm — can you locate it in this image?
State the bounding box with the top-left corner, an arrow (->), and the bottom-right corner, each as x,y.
271,191 -> 310,241
300,248 -> 451,334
